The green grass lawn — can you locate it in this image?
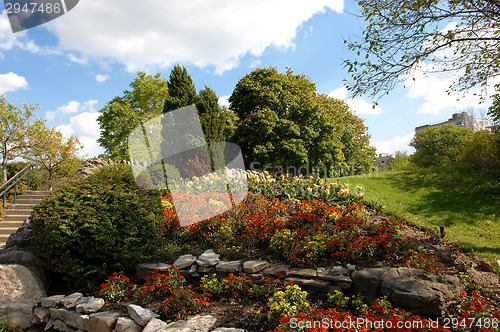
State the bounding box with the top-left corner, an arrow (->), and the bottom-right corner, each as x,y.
332,164 -> 500,263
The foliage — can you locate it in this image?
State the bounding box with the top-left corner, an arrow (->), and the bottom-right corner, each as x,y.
0,94 -> 46,182
389,151 -> 416,172
30,165 -> 163,288
163,65 -> 197,113
97,72 -> 168,160
345,0 -> 500,101
410,124 -> 473,167
137,267 -> 186,301
229,67 -> 376,172
460,130 -> 500,173
268,284 -> 310,324
27,127 -> 83,191
100,272 -> 131,303
162,286 -> 210,320
196,86 -> 226,142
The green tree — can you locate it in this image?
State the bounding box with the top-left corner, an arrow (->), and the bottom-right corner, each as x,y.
196,86 -> 226,142
345,0 -> 500,101
163,65 -> 197,113
229,67 -> 376,173
97,72 -> 168,160
28,128 -> 83,191
0,94 -> 46,183
410,124 -> 474,167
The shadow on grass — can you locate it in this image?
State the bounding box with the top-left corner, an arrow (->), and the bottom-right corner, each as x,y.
381,164 -> 500,227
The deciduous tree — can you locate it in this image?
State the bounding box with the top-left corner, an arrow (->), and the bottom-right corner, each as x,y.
97,72 -> 168,160
0,94 -> 46,182
345,0 -> 500,101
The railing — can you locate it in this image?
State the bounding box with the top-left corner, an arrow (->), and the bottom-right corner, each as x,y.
0,165 -> 33,208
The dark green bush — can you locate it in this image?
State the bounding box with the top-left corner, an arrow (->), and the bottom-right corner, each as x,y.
30,165 -> 163,288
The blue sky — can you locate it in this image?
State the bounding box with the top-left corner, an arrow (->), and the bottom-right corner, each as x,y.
0,0 -> 494,158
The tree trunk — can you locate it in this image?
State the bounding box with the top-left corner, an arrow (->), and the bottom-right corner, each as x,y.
1,162 -> 7,183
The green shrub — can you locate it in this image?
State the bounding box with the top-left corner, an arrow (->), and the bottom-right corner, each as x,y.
460,130 -> 500,173
30,165 -> 163,288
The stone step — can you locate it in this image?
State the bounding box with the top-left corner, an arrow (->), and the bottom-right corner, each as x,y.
9,198 -> 44,205
4,203 -> 38,210
4,209 -> 32,214
5,215 -> 29,222
0,221 -> 24,228
0,227 -> 18,235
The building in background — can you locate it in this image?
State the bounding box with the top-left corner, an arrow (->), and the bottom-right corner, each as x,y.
376,153 -> 394,168
415,112 -> 491,134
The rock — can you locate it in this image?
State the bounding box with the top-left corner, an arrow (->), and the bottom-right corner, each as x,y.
88,311 -> 121,332
0,250 -> 37,265
128,304 -> 160,326
0,264 -> 45,304
347,264 -> 356,273
317,266 -> 346,279
45,318 -> 55,331
41,294 -> 65,308
262,264 -> 290,277
0,303 -> 35,329
53,319 -> 72,332
216,261 -> 241,273
49,308 -> 90,330
173,254 -> 197,269
285,277 -> 330,291
243,260 -> 269,273
143,317 -> 168,332
212,328 -> 246,332
115,316 -> 142,332
74,158 -> 110,179
33,306 -> 50,324
136,263 -> 172,280
197,266 -> 213,273
60,293 -> 84,309
3,224 -> 34,248
189,264 -> 199,276
352,267 -> 465,315
476,258 -> 495,273
286,268 -> 317,278
196,249 -> 220,267
319,274 -> 352,283
76,296 -> 105,314
160,315 -> 217,332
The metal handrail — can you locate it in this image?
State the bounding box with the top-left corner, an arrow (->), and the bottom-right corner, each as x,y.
0,165 -> 33,208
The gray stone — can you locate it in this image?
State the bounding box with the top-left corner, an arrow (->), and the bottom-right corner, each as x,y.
0,303 -> 35,329
143,317 -> 168,332
160,315 -> 217,332
476,258 -> 495,273
196,249 -> 220,267
243,260 -> 269,273
285,277 -> 330,291
136,263 -> 172,280
216,261 -> 241,273
33,306 -> 50,324
114,316 -> 142,332
352,267 -> 465,315
189,264 -> 199,276
0,250 -> 37,265
173,254 -> 197,269
319,274 -> 352,283
197,266 -> 213,273
41,294 -> 65,308
128,304 -> 160,326
212,328 -> 246,332
45,318 -> 55,331
0,264 -> 46,305
49,308 -> 90,330
53,319 -> 71,332
317,266 -> 346,278
347,264 -> 356,273
76,296 -> 105,314
287,268 -> 317,278
262,264 -> 290,277
88,311 -> 121,332
60,292 -> 83,309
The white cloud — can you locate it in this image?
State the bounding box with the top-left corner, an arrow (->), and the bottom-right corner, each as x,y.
329,87 -> 383,115
0,11 -> 45,58
218,95 -> 230,107
0,72 -> 29,93
56,111 -> 104,158
46,99 -> 98,121
370,133 -> 415,155
44,0 -> 344,73
95,74 -> 109,83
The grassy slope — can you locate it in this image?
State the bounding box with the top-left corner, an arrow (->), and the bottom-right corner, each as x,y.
333,164 -> 500,263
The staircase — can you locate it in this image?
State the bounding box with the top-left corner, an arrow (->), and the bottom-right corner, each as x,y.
0,190 -> 51,248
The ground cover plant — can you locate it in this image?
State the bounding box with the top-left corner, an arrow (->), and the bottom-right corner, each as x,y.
32,165 -> 500,331
336,163 -> 500,264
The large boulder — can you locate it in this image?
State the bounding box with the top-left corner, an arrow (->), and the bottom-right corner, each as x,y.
352,267 -> 464,315
0,264 -> 47,328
